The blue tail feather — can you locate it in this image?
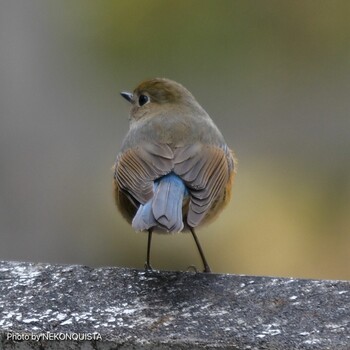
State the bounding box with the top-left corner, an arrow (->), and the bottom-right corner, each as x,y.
132,173 -> 187,233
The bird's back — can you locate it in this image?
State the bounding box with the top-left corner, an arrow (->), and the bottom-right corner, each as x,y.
114,78 -> 236,233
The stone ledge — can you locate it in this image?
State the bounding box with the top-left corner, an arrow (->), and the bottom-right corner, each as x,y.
0,260 -> 349,349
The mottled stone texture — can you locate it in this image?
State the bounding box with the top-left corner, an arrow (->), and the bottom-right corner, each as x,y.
0,261 -> 349,349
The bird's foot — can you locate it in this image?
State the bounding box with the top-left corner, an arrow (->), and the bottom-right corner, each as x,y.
203,265 -> 212,273
187,264 -> 211,273
187,265 -> 198,273
144,262 -> 153,272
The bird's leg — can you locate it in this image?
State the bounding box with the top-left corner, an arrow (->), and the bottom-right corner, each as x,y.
144,228 -> 153,271
190,227 -> 211,273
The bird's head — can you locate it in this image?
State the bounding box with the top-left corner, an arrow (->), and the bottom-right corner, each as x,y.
120,78 -> 199,121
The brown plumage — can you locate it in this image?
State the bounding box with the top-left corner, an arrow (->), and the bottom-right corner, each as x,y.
114,78 -> 236,271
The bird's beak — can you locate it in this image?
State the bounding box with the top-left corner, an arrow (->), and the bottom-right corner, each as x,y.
120,91 -> 133,103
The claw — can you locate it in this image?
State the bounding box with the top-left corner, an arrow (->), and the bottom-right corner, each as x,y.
203,265 -> 212,273
144,262 -> 153,272
187,265 -> 198,273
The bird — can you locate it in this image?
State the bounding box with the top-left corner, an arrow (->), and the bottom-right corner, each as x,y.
113,78 -> 236,272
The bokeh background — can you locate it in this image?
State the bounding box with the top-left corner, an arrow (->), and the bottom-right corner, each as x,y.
1,1 -> 349,280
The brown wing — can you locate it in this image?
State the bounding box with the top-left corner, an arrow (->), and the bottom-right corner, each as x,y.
114,142 -> 174,205
174,143 -> 234,227
115,141 -> 234,228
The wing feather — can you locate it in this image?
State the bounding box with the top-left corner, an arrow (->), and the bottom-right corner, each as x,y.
115,143 -> 174,204
174,143 -> 233,227
115,140 -> 235,229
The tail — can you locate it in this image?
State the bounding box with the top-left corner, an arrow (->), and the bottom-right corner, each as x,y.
132,173 -> 187,233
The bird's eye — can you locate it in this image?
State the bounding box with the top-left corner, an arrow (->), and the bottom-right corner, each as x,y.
138,94 -> 149,106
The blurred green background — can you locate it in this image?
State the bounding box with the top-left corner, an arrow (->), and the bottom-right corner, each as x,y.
0,1 -> 349,280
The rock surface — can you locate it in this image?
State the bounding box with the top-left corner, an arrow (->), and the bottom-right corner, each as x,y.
0,260 -> 349,349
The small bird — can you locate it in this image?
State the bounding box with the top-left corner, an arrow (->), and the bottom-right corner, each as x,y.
114,78 -> 236,272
